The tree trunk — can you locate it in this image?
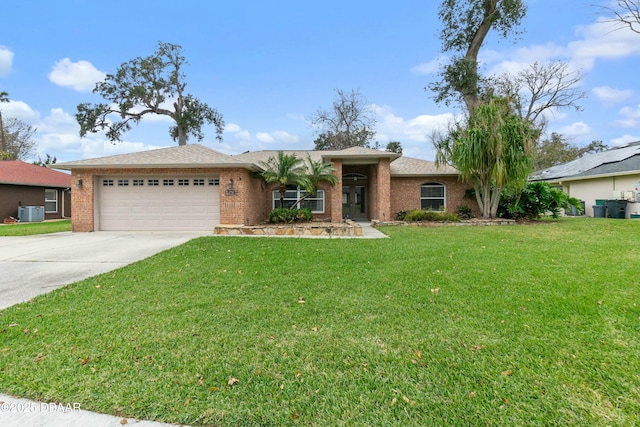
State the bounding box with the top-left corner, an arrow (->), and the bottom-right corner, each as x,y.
177,125 -> 187,146
0,111 -> 6,153
462,0 -> 499,116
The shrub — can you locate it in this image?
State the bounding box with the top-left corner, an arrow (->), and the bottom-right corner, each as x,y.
498,182 -> 583,219
395,210 -> 409,221
456,205 -> 473,219
403,208 -> 459,222
268,208 -> 313,224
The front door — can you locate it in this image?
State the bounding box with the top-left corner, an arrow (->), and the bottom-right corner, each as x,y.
342,185 -> 367,220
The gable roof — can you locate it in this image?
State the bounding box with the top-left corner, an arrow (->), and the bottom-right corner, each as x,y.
531,141 -> 640,182
53,144 -> 458,177
53,144 -> 258,170
232,148 -> 454,175
0,160 -> 71,188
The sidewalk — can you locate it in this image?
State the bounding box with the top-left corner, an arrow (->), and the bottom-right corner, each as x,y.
0,394 -> 188,427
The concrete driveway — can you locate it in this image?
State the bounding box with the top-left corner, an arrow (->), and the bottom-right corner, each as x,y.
0,231 -> 210,310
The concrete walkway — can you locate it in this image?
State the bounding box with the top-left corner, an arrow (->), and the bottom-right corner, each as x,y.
0,224 -> 385,427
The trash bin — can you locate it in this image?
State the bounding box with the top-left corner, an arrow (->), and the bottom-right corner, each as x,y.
593,205 -> 606,218
606,199 -> 627,219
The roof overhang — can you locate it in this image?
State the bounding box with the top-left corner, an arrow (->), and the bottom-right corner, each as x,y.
538,169 -> 640,184
51,162 -> 262,172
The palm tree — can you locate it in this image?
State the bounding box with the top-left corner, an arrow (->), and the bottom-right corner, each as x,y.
258,151 -> 310,208
435,97 -> 534,218
292,156 -> 339,208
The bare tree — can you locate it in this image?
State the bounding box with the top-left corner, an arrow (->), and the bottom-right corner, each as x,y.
599,0 -> 640,34
492,61 -> 587,134
308,89 -> 377,150
2,117 -> 37,160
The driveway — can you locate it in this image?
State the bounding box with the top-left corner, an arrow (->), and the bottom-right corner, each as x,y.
0,231 -> 210,310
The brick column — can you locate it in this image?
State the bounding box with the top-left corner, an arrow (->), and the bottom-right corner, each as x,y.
376,158 -> 391,221
71,170 -> 95,232
330,159 -> 343,223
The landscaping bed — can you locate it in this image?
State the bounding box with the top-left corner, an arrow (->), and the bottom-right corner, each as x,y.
214,220 -> 362,236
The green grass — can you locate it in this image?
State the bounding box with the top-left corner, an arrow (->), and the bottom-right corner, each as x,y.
1,218 -> 639,426
0,220 -> 71,236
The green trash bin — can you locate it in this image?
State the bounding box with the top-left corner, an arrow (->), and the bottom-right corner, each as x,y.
593,205 -> 606,218
605,200 -> 627,219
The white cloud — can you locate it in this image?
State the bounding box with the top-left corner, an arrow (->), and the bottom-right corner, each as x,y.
271,131 -> 299,144
556,121 -> 592,138
0,46 -> 13,77
234,130 -> 251,140
592,86 -> 634,105
410,58 -> 443,75
256,132 -> 274,143
37,108 -> 79,134
568,19 -> 640,70
224,123 -> 242,133
0,100 -> 40,123
614,104 -> 640,128
610,134 -> 640,147
373,104 -> 456,143
48,58 -> 106,92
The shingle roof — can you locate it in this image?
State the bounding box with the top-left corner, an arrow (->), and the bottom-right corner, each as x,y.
0,160 -> 72,187
53,144 -> 254,170
530,141 -> 640,181
52,144 -> 458,177
389,156 -> 458,176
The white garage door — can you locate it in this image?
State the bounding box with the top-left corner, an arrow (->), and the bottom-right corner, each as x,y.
98,176 -> 220,231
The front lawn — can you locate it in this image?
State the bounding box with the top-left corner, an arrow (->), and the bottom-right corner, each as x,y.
1,218 -> 638,426
0,220 -> 71,236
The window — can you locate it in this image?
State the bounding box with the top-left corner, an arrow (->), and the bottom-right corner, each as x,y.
133,179 -> 144,186
272,186 -> 325,213
421,182 -> 446,210
45,189 -> 58,213
118,179 -> 129,186
148,179 -> 159,186
178,179 -> 189,186
163,179 -> 174,186
209,178 -> 220,186
102,179 -> 114,186
193,179 -> 205,186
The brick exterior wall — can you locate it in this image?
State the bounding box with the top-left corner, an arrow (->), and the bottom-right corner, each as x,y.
219,168 -> 269,225
69,165 -> 474,231
71,167 -> 233,231
375,158 -> 391,221
390,176 -> 478,219
330,159 -> 343,222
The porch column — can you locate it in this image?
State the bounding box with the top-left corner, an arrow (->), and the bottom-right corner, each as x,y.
376,158 -> 391,221
330,159 -> 343,222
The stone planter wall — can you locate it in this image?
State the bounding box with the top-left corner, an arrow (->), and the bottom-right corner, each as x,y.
214,221 -> 362,237
372,218 -> 515,227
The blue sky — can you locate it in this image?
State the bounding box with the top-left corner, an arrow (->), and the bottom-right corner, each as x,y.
1,0 -> 639,163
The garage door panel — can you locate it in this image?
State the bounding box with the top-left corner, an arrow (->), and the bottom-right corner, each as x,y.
98,175 -> 220,231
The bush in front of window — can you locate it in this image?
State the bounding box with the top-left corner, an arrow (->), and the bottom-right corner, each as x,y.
456,205 -> 474,220
402,208 -> 459,222
268,208 -> 313,224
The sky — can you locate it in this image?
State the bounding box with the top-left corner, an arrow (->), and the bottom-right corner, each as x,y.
0,0 -> 639,163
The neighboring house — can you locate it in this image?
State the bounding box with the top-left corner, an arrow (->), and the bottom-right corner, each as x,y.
530,141 -> 640,218
53,144 -> 472,232
0,160 -> 72,221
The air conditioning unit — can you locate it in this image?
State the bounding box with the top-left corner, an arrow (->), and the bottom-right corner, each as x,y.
612,190 -> 624,200
18,206 -> 45,222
